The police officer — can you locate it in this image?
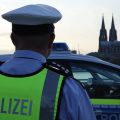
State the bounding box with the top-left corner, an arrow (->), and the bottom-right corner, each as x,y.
0,4 -> 96,120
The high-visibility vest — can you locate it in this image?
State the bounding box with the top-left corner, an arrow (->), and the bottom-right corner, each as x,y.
0,67 -> 64,120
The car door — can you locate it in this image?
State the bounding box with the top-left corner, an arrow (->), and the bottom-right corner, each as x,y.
69,61 -> 120,120
48,59 -> 120,120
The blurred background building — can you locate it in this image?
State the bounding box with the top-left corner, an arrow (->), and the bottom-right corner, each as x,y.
98,16 -> 120,55
88,16 -> 120,65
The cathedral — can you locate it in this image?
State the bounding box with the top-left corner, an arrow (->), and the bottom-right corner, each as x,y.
98,16 -> 120,55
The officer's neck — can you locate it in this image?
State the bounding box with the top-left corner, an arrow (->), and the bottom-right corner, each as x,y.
16,47 -> 49,58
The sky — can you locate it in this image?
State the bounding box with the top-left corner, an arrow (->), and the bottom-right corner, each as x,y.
0,0 -> 120,54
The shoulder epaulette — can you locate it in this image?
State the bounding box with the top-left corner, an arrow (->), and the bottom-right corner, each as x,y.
45,61 -> 71,77
44,61 -> 85,89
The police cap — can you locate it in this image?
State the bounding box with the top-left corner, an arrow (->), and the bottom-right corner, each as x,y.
2,4 -> 62,35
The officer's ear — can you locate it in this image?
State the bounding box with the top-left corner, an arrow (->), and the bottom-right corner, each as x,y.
10,33 -> 17,46
48,33 -> 55,49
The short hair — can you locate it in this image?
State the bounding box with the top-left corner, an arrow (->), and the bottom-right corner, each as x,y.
12,24 -> 55,36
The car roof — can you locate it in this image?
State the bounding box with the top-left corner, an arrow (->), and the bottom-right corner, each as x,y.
0,52 -> 120,69
48,51 -> 120,69
52,42 -> 70,51
0,54 -> 12,62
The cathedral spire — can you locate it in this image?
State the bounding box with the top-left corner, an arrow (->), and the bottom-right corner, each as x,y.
99,16 -> 108,52
111,15 -> 115,29
109,15 -> 117,41
101,15 -> 105,29
99,16 -> 107,41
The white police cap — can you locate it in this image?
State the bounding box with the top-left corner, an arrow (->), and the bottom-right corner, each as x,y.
2,4 -> 62,25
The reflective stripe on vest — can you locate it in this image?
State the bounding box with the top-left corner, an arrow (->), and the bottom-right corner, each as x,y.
0,68 -> 64,120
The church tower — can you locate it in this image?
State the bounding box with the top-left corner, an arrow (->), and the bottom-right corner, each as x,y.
99,16 -> 107,52
109,16 -> 117,41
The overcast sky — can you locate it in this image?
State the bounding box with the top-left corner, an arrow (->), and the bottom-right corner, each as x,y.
0,0 -> 120,54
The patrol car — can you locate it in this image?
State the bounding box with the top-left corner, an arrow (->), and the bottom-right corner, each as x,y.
0,51 -> 120,120
47,51 -> 120,120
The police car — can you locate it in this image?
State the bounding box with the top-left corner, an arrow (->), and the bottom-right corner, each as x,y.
47,50 -> 120,120
0,47 -> 120,120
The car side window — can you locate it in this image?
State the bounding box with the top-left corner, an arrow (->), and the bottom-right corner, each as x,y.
96,73 -> 114,83
72,66 -> 94,86
70,62 -> 120,99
